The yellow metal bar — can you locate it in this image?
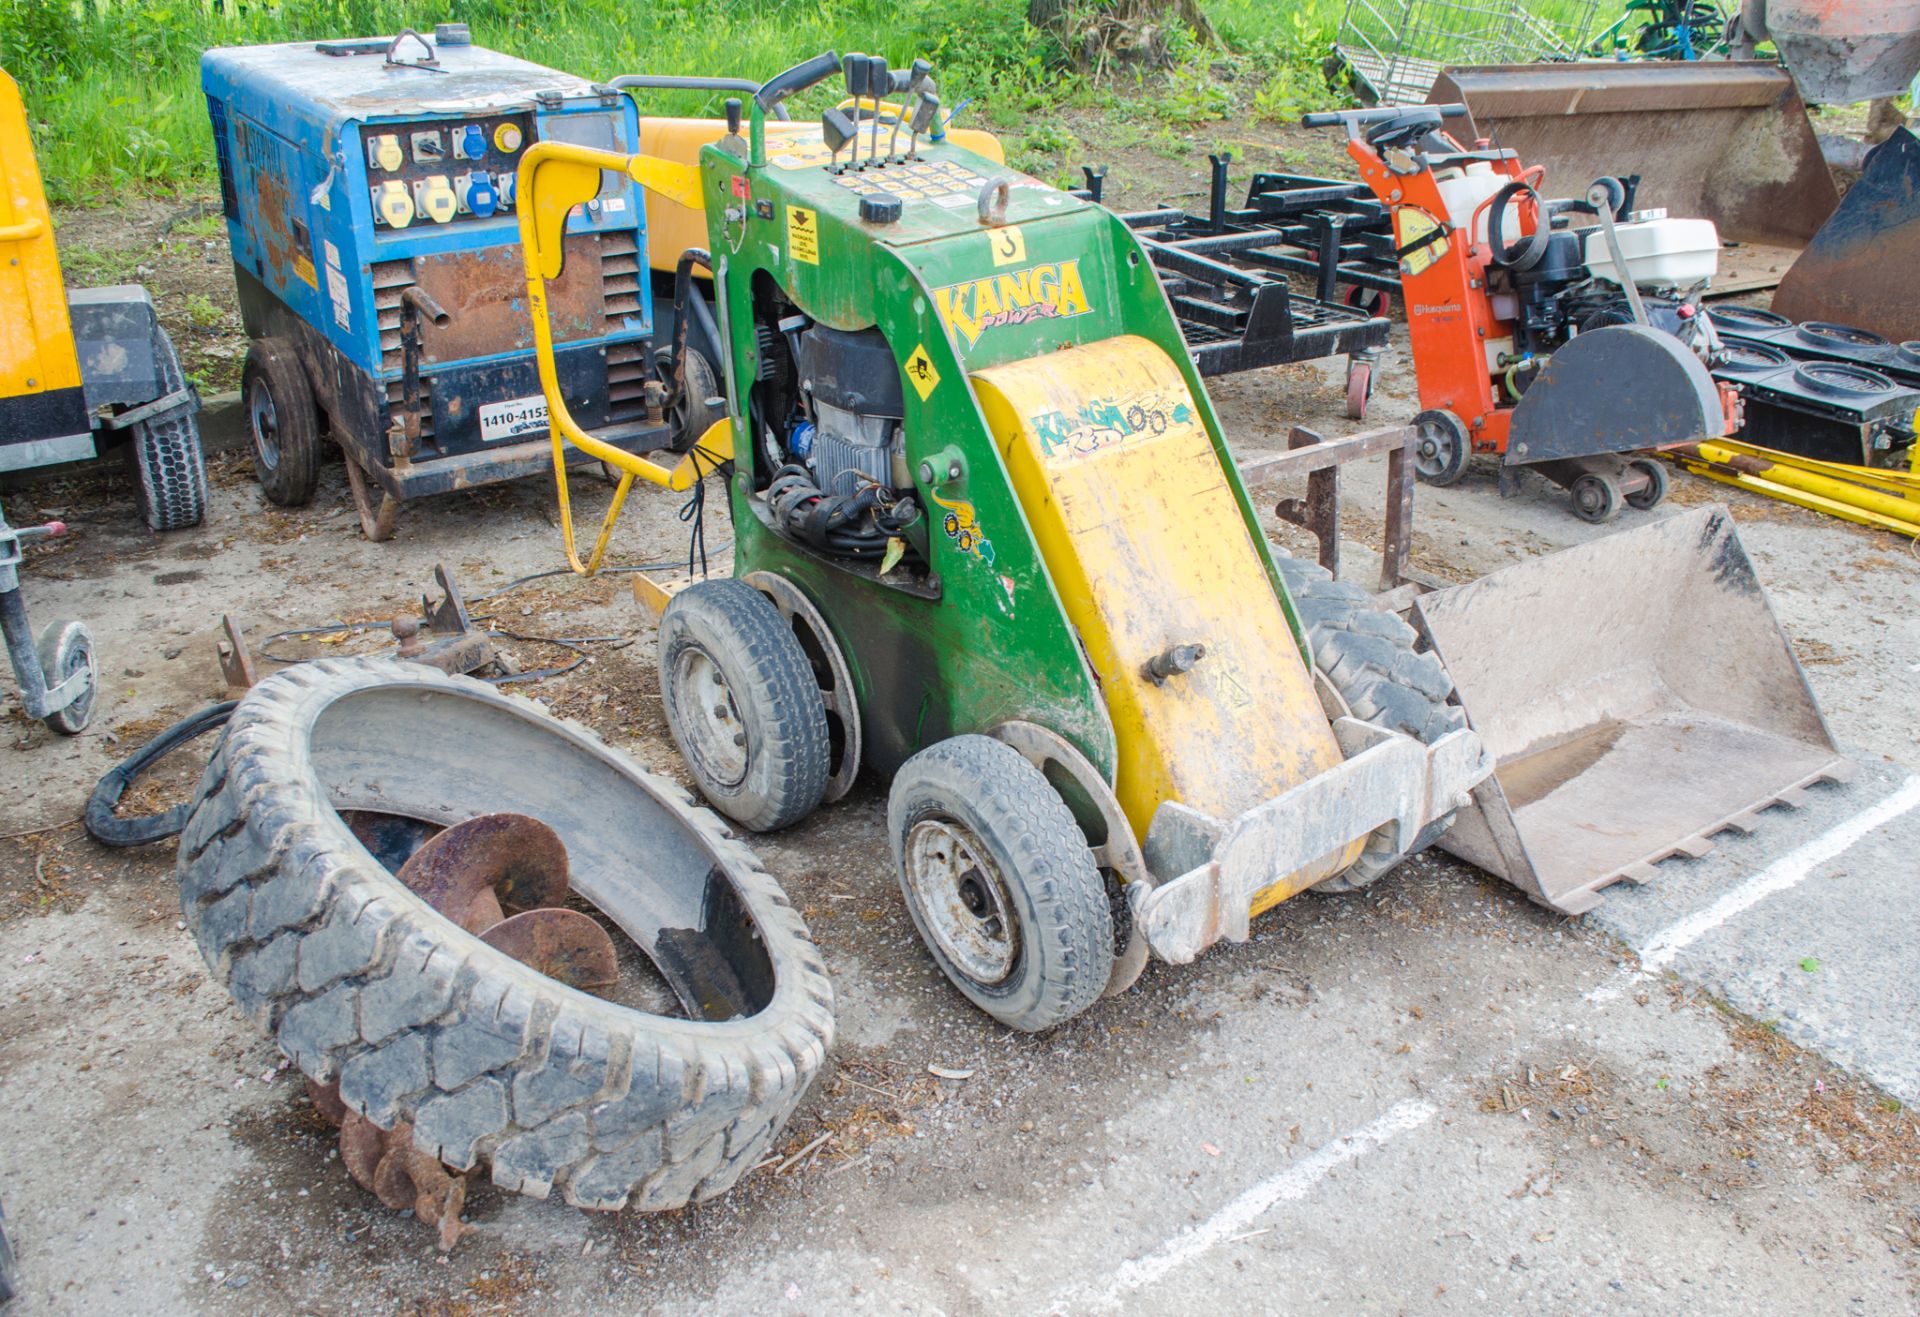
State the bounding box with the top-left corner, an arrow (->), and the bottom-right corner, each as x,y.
1695,437 -> 1920,494
515,140 -> 718,575
1682,442 -> 1920,524
1673,457 -> 1920,536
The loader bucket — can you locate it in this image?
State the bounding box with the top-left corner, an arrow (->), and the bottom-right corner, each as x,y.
1413,506 -> 1850,916
1772,127 -> 1920,342
1428,62 -> 1838,248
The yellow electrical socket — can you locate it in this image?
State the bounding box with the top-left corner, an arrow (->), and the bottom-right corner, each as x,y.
369,134 -> 404,173
415,175 -> 457,224
374,180 -> 415,228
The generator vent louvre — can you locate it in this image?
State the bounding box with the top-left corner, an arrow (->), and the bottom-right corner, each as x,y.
600,230 -> 642,332
372,259 -> 418,373
384,376 -> 436,444
207,97 -> 239,221
606,340 -> 651,425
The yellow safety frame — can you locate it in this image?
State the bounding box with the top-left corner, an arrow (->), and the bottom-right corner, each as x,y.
516,140 -> 733,574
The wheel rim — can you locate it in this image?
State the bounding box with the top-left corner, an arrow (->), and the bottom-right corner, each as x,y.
60,636 -> 94,725
1414,420 -> 1457,480
248,375 -> 282,471
904,818 -> 1019,986
672,645 -> 749,790
1572,477 -> 1612,521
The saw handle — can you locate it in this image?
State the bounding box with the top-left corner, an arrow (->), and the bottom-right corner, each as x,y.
1302,103 -> 1468,129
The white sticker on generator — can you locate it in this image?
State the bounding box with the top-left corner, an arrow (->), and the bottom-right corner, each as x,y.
478,394 -> 550,442
323,240 -> 351,331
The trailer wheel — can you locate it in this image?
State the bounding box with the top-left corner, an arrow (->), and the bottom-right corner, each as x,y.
659,579 -> 829,832
1624,457 -> 1669,511
1275,554 -> 1466,889
889,735 -> 1112,1032
35,617 -> 97,735
243,338 -> 320,507
1412,409 -> 1469,486
127,327 -> 208,532
1570,472 -> 1623,524
174,658 -> 834,1212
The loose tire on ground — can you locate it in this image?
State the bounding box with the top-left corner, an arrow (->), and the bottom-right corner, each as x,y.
127,326 -> 208,532
1275,554 -> 1467,889
242,338 -> 321,507
175,658 -> 834,1212
659,579 -> 830,833
888,735 -> 1113,1032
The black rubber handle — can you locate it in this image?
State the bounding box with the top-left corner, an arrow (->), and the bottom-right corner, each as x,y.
756,51 -> 842,111
1302,102 -> 1468,128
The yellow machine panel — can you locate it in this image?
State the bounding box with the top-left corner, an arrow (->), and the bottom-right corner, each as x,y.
0,69 -> 81,402
973,335 -> 1347,858
637,115 -> 1004,272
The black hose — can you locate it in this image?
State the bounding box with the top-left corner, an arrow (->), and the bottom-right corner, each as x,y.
1485,181 -> 1550,272
85,702 -> 237,847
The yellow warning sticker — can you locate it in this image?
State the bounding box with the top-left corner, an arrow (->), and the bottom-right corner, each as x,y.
787,205 -> 820,265
904,343 -> 941,401
988,224 -> 1026,267
1393,206 -> 1450,277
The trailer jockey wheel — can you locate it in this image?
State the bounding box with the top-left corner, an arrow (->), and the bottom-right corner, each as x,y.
1345,359 -> 1374,421
1623,457 -> 1669,511
1570,472 -> 1624,524
1411,409 -> 1469,486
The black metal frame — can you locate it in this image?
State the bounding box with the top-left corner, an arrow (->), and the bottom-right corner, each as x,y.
1090,155 -> 1394,379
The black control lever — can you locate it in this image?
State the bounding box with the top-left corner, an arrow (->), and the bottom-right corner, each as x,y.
866,55 -> 889,167
909,90 -> 939,160
755,50 -> 843,114
821,107 -> 856,173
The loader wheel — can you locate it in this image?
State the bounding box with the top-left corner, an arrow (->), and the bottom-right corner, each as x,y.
174,657 -> 834,1212
1569,472 -> 1623,524
889,736 -> 1113,1032
1624,457 -> 1669,511
243,338 -> 321,507
126,326 -> 208,532
1412,409 -> 1469,486
1275,554 -> 1466,889
659,579 -> 829,832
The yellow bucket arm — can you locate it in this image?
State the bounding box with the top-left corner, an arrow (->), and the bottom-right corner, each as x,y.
515,141 -> 731,575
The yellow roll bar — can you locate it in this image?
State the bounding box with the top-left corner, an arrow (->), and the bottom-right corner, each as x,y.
516,140 -> 732,574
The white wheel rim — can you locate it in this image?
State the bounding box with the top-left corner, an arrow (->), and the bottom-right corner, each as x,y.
904,818 -> 1018,985
673,646 -> 748,789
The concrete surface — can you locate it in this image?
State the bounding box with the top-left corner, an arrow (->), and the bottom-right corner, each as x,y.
1,339 -> 1917,1314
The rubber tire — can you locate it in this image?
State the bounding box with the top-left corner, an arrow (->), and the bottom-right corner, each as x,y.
1570,472 -> 1623,524
1624,457 -> 1669,511
1275,555 -> 1467,889
888,735 -> 1113,1032
127,326 -> 208,532
661,346 -> 724,454
36,618 -> 97,735
174,657 -> 834,1212
1345,361 -> 1372,421
1412,408 -> 1470,486
243,338 -> 321,507
659,579 -> 830,833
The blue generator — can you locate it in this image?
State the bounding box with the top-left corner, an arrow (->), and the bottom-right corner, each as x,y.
202,27 -> 716,539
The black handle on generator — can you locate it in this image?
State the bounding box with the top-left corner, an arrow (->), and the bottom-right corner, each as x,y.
1301,103 -> 1469,128
757,51 -> 843,112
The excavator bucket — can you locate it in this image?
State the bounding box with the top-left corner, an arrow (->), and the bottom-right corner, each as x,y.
1428,62 -> 1839,250
1413,506 -> 1850,916
1773,127 -> 1920,341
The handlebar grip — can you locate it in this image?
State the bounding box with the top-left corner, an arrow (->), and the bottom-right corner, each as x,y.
757,50 -> 842,111
1301,102 -> 1470,128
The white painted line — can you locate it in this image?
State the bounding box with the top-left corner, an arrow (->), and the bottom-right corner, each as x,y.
1587,775 -> 1920,1002
1067,1098 -> 1437,1310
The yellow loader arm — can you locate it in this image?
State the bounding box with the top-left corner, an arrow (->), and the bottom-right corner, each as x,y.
515,141 -> 732,575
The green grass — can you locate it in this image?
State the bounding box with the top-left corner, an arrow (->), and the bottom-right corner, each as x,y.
4,0 -> 1616,204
